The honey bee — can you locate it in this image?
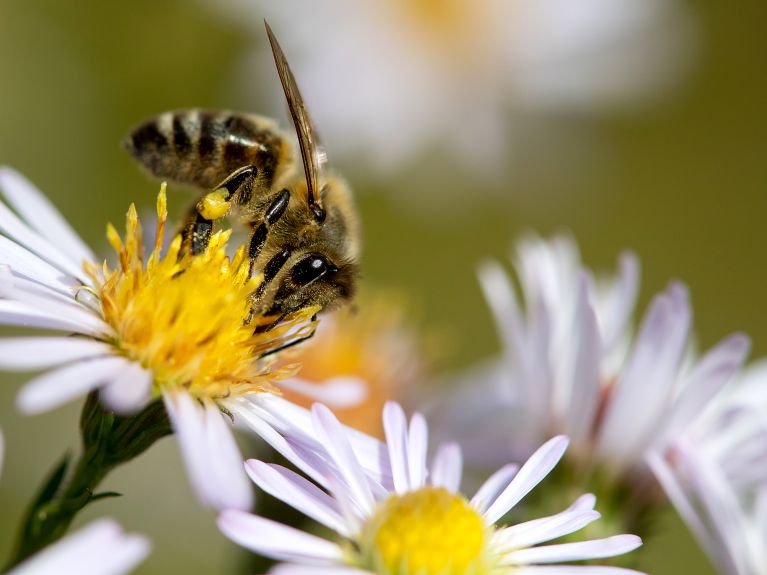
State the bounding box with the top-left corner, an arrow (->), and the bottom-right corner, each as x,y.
124,22 -> 360,329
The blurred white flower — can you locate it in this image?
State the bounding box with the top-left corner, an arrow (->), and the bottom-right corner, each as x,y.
0,167 -> 363,513
219,401 -> 645,575
430,235 -> 750,485
7,519 -> 150,575
204,0 -> 697,173
648,362 -> 767,575
0,430 -> 149,575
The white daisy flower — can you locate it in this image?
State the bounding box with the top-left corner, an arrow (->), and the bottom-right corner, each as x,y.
431,234 -> 750,483
648,362 -> 767,575
0,167 -> 360,512
0,430 -> 149,575
205,0 -> 696,172
218,401 -> 645,575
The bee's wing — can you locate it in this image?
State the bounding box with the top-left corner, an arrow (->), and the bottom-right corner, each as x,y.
265,21 -> 326,211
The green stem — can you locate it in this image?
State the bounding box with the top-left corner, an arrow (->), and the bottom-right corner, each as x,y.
4,393 -> 172,571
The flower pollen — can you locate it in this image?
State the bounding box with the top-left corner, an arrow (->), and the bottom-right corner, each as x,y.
363,487 -> 489,575
85,186 -> 316,399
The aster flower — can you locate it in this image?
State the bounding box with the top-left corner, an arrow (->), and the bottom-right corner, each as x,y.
648,362 -> 767,575
206,0 -> 696,173
0,167 -> 345,512
219,401 -> 644,575
0,430 -> 149,575
429,235 -> 750,511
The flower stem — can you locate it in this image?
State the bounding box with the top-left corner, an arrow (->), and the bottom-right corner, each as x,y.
4,393 -> 172,570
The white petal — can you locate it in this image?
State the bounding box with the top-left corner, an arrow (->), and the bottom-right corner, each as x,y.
484,436 -> 569,524
0,337 -> 112,371
0,235 -> 78,294
430,442 -> 462,492
514,567 -> 646,575
407,412 -> 428,490
471,463 -> 520,513
0,168 -> 95,267
496,494 -> 599,549
0,300 -> 104,335
8,518 -> 149,575
503,535 -> 642,564
0,197 -> 88,282
17,356 -> 132,414
383,401 -> 410,493
311,403 -> 375,515
279,376 -> 368,408
244,460 -> 350,536
217,510 -> 343,564
164,392 -> 253,511
99,362 -> 153,414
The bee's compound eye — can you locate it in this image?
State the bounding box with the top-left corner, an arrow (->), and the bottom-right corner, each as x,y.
291,254 -> 337,286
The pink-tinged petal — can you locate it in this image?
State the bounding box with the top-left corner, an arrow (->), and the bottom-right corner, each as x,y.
560,273 -> 601,444
471,463 -> 520,513
17,356 -> 132,414
164,392 -> 253,511
503,535 -> 642,565
383,401 -> 410,493
0,168 -> 95,267
483,436 -> 569,524
279,376 -> 368,408
477,259 -> 526,368
232,395 -> 392,489
8,518 -> 149,575
430,442 -> 462,492
407,412 -> 428,490
658,333 -> 751,447
645,450 -> 715,555
311,403 -> 375,515
514,567 -> 646,575
270,564 -> 373,575
245,460 -> 349,536
599,252 -> 640,353
0,337 -> 112,371
598,283 -> 691,468
217,510 -> 343,564
0,198 -> 87,283
494,494 -> 599,550
100,362 -> 153,415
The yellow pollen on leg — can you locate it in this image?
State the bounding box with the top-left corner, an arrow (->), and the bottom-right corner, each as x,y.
362,487 -> 488,575
197,188 -> 231,220
85,185 -> 317,400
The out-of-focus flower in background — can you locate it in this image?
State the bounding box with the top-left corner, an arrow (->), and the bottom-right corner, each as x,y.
276,293 -> 425,437
428,235 -> 751,530
0,430 -> 149,575
219,402 -> 645,575
649,362 -> 767,575
0,168 -> 361,513
202,0 -> 697,176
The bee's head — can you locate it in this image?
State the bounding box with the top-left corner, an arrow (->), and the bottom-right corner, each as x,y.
265,252 -> 358,318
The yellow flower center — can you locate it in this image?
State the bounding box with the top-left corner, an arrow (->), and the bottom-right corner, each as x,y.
362,487 -> 489,575
85,187 -> 316,399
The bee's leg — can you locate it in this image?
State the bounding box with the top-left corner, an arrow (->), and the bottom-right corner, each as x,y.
257,314 -> 318,358
246,188 -> 291,273
181,165 -> 258,255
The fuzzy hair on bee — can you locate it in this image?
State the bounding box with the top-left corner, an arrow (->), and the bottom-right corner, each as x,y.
124,22 -> 360,327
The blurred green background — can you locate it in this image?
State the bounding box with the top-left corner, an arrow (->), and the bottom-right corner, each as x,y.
0,1 -> 765,573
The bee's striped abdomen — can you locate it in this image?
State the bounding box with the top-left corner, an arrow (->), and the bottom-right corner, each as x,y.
125,109 -> 290,190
